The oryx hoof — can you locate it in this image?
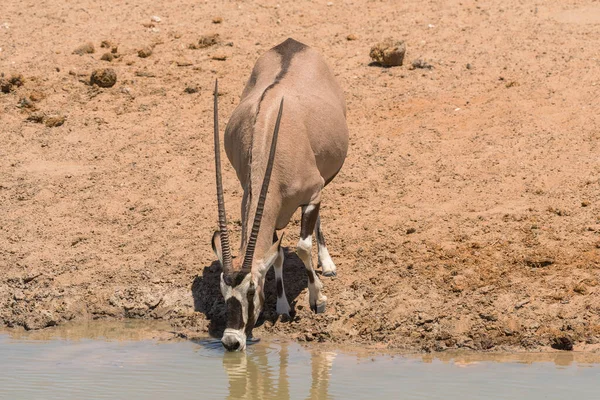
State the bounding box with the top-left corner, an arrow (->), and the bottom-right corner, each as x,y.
322,270 -> 337,278
310,300 -> 327,314
279,313 -> 292,322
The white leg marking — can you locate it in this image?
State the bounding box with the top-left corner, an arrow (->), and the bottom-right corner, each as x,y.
318,245 -> 337,277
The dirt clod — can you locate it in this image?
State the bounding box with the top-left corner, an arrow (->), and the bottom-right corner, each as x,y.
44,115 -> 66,127
212,16 -> 223,24
138,46 -> 153,58
347,34 -> 358,41
100,52 -> 114,62
211,53 -> 227,61
90,68 -> 117,88
189,33 -> 220,49
551,336 -> 574,351
369,38 -> 406,67
410,59 -> 433,70
72,42 -> 95,55
1,73 -> 24,93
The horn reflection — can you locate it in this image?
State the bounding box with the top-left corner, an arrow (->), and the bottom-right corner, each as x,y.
222,341 -> 335,400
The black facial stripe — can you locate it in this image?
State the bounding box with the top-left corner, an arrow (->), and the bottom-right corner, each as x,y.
226,297 -> 245,330
276,278 -> 283,297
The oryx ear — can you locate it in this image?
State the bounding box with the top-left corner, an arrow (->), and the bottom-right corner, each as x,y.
259,232 -> 284,274
211,231 -> 223,266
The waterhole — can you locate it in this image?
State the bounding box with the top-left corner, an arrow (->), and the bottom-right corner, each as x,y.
1,321 -> 599,399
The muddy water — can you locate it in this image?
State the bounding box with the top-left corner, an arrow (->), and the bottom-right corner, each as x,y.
1,322 -> 599,400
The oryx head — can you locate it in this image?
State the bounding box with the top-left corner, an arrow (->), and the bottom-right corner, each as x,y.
211,80 -> 284,351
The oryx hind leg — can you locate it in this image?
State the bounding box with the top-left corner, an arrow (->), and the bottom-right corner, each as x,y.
315,216 -> 337,277
297,202 -> 327,314
272,232 -> 291,317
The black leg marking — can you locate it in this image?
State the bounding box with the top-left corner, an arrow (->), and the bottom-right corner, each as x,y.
305,267 -> 315,284
276,278 -> 283,297
273,231 -> 279,244
301,203 -> 320,240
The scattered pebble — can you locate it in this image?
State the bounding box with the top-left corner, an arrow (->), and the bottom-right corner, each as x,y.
100,40 -> 115,49
26,112 -> 45,123
409,59 -> 433,70
189,33 -> 220,49
17,97 -> 35,109
581,201 -> 590,207
90,68 -> 117,88
406,227 -> 416,234
212,16 -> 223,24
44,115 -> 66,128
1,73 -> 24,93
151,16 -> 161,23
369,38 -> 406,67
135,70 -> 156,78
466,63 -> 472,69
100,52 -> 114,62
72,42 -> 95,55
524,258 -> 554,268
211,53 -> 227,61
184,86 -> 199,94
175,58 -> 193,67
346,34 -> 358,41
29,91 -> 45,102
138,46 -> 153,58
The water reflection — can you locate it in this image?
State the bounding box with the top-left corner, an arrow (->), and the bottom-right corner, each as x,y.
221,341 -> 335,400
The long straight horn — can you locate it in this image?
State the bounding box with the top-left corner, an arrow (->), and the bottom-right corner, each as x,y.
213,79 -> 233,273
242,97 -> 284,271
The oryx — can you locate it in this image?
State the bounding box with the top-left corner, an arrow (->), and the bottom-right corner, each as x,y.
211,38 -> 349,351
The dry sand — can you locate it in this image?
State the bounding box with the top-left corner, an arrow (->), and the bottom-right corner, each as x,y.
1,0 -> 599,352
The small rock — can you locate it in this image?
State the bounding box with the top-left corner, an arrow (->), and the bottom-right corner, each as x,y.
581,201 -> 590,207
72,42 -> 95,55
100,40 -> 115,48
189,33 -> 220,49
409,59 -> 433,70
184,86 -> 199,94
211,53 -> 227,61
1,73 -> 24,93
346,34 -> 358,41
369,38 -> 406,67
175,58 -> 193,67
551,336 -> 574,351
524,258 -> 554,268
138,46 -> 153,58
29,91 -> 45,102
135,70 -> 156,78
17,97 -> 36,109
26,112 -> 45,123
100,52 -> 114,62
44,115 -> 65,127
466,63 -> 472,69
14,290 -> 25,301
406,227 -> 416,234
151,15 -> 162,23
90,68 -> 117,88
212,16 -> 223,24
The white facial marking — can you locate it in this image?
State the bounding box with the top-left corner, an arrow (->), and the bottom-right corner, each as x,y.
297,235 -> 312,253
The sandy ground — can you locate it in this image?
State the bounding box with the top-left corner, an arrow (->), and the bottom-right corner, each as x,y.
1,0 -> 599,352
